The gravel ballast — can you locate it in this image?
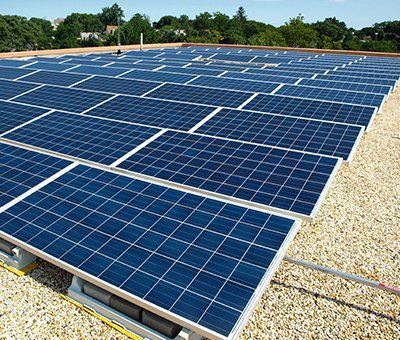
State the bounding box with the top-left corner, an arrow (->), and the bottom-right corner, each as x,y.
0,90 -> 399,339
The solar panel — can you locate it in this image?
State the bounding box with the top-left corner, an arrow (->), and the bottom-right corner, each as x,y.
242,94 -> 376,128
117,130 -> 341,218
244,68 -> 316,78
222,71 -> 300,84
66,65 -> 131,77
160,66 -> 224,77
0,142 -> 71,207
0,101 -> 49,135
330,69 -> 400,80
4,112 -> 160,165
12,85 -> 113,113
84,96 -> 217,131
275,85 -> 385,108
0,79 -> 40,100
145,83 -> 253,108
73,76 -> 161,96
297,78 -> 392,96
26,62 -> 78,71
210,54 -> 257,63
0,164 -> 299,339
122,69 -> 196,84
314,74 -> 397,88
21,70 -> 91,87
195,108 -> 363,161
189,76 -> 280,94
186,63 -> 250,72
0,66 -> 36,80
0,59 -> 31,68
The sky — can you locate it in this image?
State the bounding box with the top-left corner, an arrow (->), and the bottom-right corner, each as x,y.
1,0 -> 399,28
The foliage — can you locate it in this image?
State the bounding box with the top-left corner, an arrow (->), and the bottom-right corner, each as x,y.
0,5 -> 399,53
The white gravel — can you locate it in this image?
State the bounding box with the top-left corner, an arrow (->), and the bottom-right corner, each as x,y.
0,90 -> 399,339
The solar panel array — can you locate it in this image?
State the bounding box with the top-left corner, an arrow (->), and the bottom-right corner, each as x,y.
0,45 -> 398,339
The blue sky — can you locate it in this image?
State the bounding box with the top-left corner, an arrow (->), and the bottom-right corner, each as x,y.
2,0 -> 399,28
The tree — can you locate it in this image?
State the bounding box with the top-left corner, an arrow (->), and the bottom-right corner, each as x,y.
153,16 -> 180,29
280,15 -> 318,47
193,12 -> 214,32
119,14 -> 159,45
248,28 -> 286,46
98,3 -> 124,27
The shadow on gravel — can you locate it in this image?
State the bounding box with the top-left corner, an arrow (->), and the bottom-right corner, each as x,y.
271,280 -> 400,324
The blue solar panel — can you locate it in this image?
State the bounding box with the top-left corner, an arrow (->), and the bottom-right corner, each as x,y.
67,65 -> 130,77
0,142 -> 71,207
73,76 -> 161,96
210,54 -> 256,63
195,108 -> 363,161
160,66 -> 224,77
314,74 -> 397,88
13,85 -> 113,113
145,84 -> 253,108
330,69 -> 400,80
189,76 -> 280,94
242,94 -> 376,128
4,112 -> 160,165
186,63 -> 250,72
0,164 -> 298,338
297,78 -> 392,96
26,62 -> 78,71
0,79 -> 40,100
21,70 -> 91,87
275,85 -> 385,108
0,59 -> 31,68
0,66 -> 36,80
85,96 -> 216,130
118,131 -> 340,218
244,68 -> 315,78
222,71 -> 300,84
0,101 -> 49,135
122,69 -> 196,84
110,62 -> 158,70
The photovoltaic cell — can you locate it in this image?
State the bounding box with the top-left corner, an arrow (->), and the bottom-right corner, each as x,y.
0,66 -> 36,80
0,59 -> 31,68
195,108 -> 363,161
222,71 -> 300,84
26,62 -> 78,72
315,74 -> 397,88
242,94 -> 376,128
85,96 -> 217,131
0,164 -> 298,338
67,65 -> 131,77
244,68 -> 315,79
21,70 -> 91,87
73,76 -> 161,96
145,83 -> 253,108
0,79 -> 40,100
13,85 -> 113,113
297,78 -> 392,96
0,101 -> 49,135
118,130 -> 340,218
189,76 -> 280,94
122,69 -> 196,84
161,66 -> 224,77
4,112 -> 160,165
275,85 -> 385,108
0,142 -> 71,207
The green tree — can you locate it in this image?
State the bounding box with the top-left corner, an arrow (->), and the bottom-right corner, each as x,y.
98,3 -> 124,27
248,28 -> 287,46
154,16 -> 180,29
193,12 -> 214,32
119,14 -> 159,45
280,15 -> 318,47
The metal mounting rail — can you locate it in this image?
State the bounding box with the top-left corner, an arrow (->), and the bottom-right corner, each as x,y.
284,256 -> 400,296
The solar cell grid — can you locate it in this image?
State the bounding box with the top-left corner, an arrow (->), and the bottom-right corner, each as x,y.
0,59 -> 31,68
84,96 -> 217,131
73,76 -> 161,96
275,85 -> 385,108
118,130 -> 340,218
66,65 -> 131,77
222,71 -> 300,84
26,62 -> 78,71
21,70 -> 91,87
145,83 -> 253,108
0,142 -> 71,207
195,108 -> 363,161
122,69 -> 196,84
190,76 -> 280,94
12,85 -> 113,113
0,101 -> 49,135
4,112 -> 160,165
242,94 -> 376,128
315,74 -> 397,88
161,66 -> 224,77
330,69 -> 400,80
0,164 -> 298,338
0,66 -> 36,80
298,78 -> 392,96
0,79 -> 40,100
245,68 -> 316,78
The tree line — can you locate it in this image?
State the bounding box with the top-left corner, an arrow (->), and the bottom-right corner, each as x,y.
0,4 -> 399,53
